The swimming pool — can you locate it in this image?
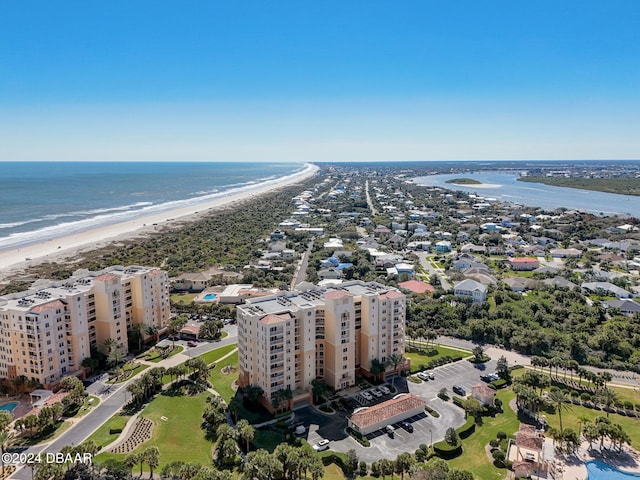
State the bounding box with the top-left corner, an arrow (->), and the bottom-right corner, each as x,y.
587,460 -> 640,479
0,401 -> 18,412
203,293 -> 217,301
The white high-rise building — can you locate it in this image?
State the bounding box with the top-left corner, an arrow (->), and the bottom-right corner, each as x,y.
237,281 -> 406,411
0,265 -> 170,387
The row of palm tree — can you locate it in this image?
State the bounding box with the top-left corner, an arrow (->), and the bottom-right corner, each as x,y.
126,367 -> 166,406
530,355 -> 613,392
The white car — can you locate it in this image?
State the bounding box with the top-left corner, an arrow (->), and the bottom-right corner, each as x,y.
371,388 -> 383,398
362,391 -> 373,401
313,439 -> 330,451
417,372 -> 429,381
428,372 -> 435,380
379,385 -> 391,395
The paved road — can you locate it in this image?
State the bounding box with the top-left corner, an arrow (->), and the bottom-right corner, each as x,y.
9,327 -> 239,480
293,239 -> 314,288
415,252 -> 452,290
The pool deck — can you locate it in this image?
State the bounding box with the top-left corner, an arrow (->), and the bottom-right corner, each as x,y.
0,396 -> 31,419
194,288 -> 223,303
557,441 -> 640,479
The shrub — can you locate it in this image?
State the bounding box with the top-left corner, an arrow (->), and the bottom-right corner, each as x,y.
425,405 -> 440,418
433,441 -> 462,459
109,428 -> 123,435
456,417 -> 476,439
490,379 -> 507,389
346,427 -> 370,447
489,439 -> 499,448
452,396 -> 464,408
497,431 -> 507,440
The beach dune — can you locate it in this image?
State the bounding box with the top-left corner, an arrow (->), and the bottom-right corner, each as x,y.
0,164 -> 318,277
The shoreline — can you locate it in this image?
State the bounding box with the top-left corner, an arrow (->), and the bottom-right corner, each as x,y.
0,163 -> 318,278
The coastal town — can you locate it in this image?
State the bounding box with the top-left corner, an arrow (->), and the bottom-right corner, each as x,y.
2,164 -> 640,480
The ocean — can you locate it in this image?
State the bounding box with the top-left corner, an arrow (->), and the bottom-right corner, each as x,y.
413,171 -> 640,218
0,161 -> 306,251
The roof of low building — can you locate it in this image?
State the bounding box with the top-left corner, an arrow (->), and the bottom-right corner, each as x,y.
350,394 -> 425,430
398,280 -> 435,294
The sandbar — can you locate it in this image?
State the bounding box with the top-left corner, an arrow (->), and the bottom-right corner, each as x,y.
0,164 -> 318,278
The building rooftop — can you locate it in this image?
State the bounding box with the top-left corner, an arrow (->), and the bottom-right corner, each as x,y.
350,394 -> 425,430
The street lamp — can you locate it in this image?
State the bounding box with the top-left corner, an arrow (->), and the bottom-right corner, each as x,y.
429,429 -> 433,451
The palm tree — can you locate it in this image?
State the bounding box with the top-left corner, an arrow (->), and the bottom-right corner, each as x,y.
547,390 -> 571,433
387,353 -> 405,389
596,389 -> 618,417
169,315 -> 188,348
103,338 -> 117,354
237,419 -> 255,452
0,427 -> 13,476
143,446 -> 160,479
369,359 -> 386,382
108,347 -> 125,367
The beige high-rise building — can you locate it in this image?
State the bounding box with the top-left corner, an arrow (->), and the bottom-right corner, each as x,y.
237,281 -> 406,411
0,266 -> 170,388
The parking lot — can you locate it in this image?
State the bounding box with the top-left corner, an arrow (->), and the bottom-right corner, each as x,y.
293,356 -> 498,462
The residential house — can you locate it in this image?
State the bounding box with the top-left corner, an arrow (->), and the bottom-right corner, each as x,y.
454,279 -> 488,303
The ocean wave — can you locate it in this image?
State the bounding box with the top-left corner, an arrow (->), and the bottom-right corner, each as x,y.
0,164 -> 312,250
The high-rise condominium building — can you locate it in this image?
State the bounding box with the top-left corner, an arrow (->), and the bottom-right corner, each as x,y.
237,281 -> 406,411
0,266 -> 170,387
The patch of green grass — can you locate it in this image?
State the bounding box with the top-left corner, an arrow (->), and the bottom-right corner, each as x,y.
209,350 -> 239,403
108,363 -> 149,384
545,400 -> 640,450
148,345 -> 184,363
86,413 -> 131,449
14,420 -> 73,447
447,390 -> 519,480
95,391 -> 212,469
323,463 -> 346,480
71,395 -> 101,418
199,343 -> 237,366
406,345 -> 470,373
170,293 -> 198,304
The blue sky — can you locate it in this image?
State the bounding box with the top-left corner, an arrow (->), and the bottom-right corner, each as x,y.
1,1 -> 638,161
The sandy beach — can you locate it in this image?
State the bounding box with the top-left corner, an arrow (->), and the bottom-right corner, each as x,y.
0,163 -> 318,279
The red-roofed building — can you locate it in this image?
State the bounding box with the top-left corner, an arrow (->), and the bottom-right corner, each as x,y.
507,257 -> 540,271
348,393 -> 426,435
471,384 -> 497,406
398,280 -> 435,295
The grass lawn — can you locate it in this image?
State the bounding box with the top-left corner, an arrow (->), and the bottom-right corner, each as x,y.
95,391 -> 212,469
406,345 -> 470,373
323,463 -> 346,480
200,343 -> 237,366
71,395 -> 101,418
209,350 -> 239,403
108,363 -> 149,384
170,293 -> 198,304
148,345 -> 184,363
544,400 -> 640,450
86,413 -> 131,448
14,420 -> 73,447
447,390 -> 519,480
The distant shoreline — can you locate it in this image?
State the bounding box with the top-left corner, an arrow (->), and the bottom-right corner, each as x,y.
0,164 -> 318,277
518,175 -> 640,196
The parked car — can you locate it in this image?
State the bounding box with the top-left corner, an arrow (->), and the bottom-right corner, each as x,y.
428,372 -> 435,380
452,385 -> 467,396
385,425 -> 395,436
379,385 -> 391,395
313,439 -> 330,451
417,372 -> 429,381
401,422 -> 414,433
371,388 -> 383,398
362,391 -> 373,401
